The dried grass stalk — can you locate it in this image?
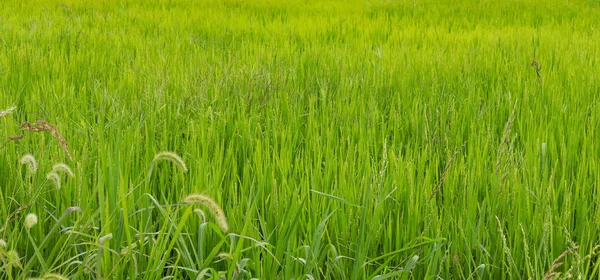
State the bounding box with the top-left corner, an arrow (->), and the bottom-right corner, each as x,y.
21,120 -> 73,161
9,135 -> 24,141
543,245 -> 580,280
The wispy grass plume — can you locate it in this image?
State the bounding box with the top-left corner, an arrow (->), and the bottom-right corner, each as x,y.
21,120 -> 73,161
46,172 -> 62,190
194,208 -> 207,223
0,106 -> 16,118
147,151 -> 188,180
25,213 -> 38,229
184,194 -> 228,233
41,273 -> 69,280
7,249 -> 21,267
52,163 -> 74,177
20,154 -> 38,175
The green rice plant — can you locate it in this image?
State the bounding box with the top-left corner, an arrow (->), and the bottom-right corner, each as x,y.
1,0 -> 599,278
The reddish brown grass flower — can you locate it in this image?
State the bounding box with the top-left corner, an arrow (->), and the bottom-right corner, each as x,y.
21,120 -> 73,161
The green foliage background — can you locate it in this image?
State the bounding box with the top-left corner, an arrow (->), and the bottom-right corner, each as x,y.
1,0 -> 599,278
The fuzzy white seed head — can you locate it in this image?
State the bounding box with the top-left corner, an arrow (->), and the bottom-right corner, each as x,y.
217,252 -> 233,261
184,194 -> 229,233
148,151 -> 188,180
153,152 -> 188,172
0,106 -> 16,118
52,163 -> 74,177
120,242 -> 138,255
25,213 -> 38,229
7,249 -> 21,267
20,154 -> 38,175
42,273 -> 69,280
98,233 -> 113,246
46,172 -> 62,190
194,209 -> 206,223
0,239 -> 6,248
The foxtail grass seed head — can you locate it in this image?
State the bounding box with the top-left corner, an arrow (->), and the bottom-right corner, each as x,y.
184,194 -> 229,233
217,252 -> 233,261
52,163 -> 74,177
7,249 -> 21,267
42,273 -> 69,280
65,206 -> 82,214
120,242 -> 138,255
25,213 -> 38,229
98,233 -> 113,246
194,209 -> 206,223
0,239 -> 6,248
149,151 -> 188,177
0,106 -> 16,118
46,172 -> 62,190
20,154 -> 38,175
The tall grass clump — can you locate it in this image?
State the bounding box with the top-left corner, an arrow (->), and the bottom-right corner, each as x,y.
1,0 -> 599,278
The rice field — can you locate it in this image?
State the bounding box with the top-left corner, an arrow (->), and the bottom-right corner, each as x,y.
1,0 -> 600,279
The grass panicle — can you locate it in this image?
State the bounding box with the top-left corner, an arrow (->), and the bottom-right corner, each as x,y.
184,194 -> 229,233
0,106 -> 16,118
148,151 -> 188,180
41,273 -> 69,280
194,208 -> 207,224
46,172 -> 62,190
24,213 -> 38,229
20,154 -> 38,175
21,120 -> 73,161
7,249 -> 21,267
52,163 -> 74,177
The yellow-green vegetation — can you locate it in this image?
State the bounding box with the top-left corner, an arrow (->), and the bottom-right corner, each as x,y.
1,0 -> 600,278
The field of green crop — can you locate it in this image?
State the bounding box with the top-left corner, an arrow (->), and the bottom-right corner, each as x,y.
1,0 -> 600,279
